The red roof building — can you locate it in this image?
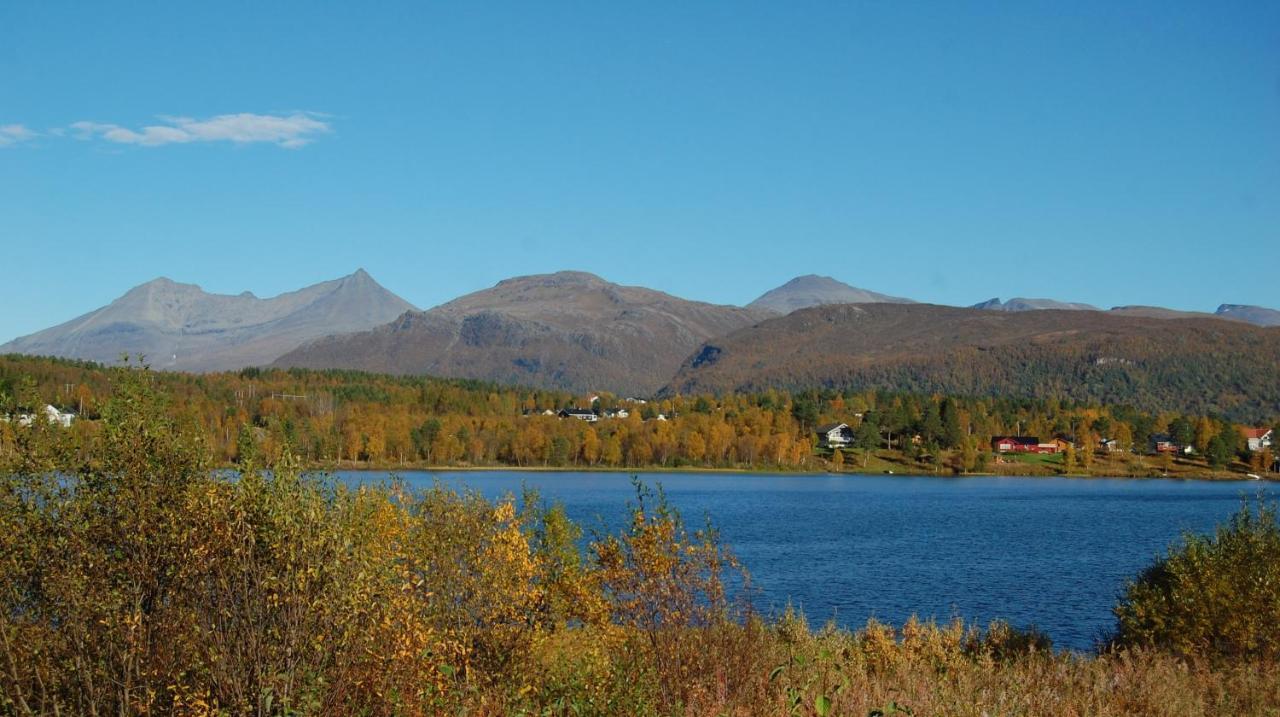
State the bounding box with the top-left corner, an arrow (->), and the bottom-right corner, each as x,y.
1240,427 -> 1274,452
992,436 -> 1060,454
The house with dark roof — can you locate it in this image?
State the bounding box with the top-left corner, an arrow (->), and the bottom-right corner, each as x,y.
558,408 -> 598,423
815,422 -> 853,448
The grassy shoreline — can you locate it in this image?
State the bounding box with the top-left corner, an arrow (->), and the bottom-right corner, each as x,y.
290,459 -> 1275,482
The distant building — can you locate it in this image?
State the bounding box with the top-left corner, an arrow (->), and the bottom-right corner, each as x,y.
991,436 -> 1059,454
1149,434 -> 1179,454
2,405 -> 75,428
46,406 -> 75,428
1241,427 -> 1274,452
815,422 -> 853,448
603,408 -> 630,419
558,408 -> 598,422
1098,437 -> 1121,452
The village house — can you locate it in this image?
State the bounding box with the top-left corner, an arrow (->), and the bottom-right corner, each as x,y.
1098,437 -> 1122,453
602,408 -> 630,419
558,408 -> 598,422
1149,434 -> 1179,454
991,436 -> 1060,454
1241,427 -> 1274,452
815,422 -> 853,449
1,405 -> 76,428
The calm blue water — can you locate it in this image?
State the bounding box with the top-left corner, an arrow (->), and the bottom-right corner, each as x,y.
336,470 -> 1273,651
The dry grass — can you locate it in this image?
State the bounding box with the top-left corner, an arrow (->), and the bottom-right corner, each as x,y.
475,617 -> 1280,717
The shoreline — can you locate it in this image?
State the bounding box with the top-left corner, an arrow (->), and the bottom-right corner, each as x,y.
279,462 -> 1276,482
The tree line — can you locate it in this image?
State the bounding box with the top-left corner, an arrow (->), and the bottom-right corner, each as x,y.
1,354 -> 1275,474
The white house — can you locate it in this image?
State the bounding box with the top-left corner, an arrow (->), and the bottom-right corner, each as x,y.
816,422 -> 853,448
4,405 -> 75,428
1242,427 -> 1274,452
45,405 -> 75,428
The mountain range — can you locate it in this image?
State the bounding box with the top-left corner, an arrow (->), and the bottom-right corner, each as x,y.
0,269 -> 415,372
273,271 -> 768,396
3,271 -> 1277,415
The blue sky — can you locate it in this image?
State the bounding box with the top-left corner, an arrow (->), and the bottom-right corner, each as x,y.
2,1 -> 1277,341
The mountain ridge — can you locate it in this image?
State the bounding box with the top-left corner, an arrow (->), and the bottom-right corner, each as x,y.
972,297 -> 1101,312
274,271 -> 771,395
1216,304 -> 1280,327
6,270 -> 1279,399
0,269 -> 416,372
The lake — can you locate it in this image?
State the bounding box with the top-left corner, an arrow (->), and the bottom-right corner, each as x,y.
336,470 -> 1273,651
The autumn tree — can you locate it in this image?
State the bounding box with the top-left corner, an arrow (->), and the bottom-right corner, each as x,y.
580,428 -> 601,465
854,414 -> 880,467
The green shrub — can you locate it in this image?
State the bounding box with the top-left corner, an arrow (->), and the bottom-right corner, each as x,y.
1113,498 -> 1280,660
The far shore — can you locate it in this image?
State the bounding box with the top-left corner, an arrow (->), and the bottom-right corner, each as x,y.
268,461 -> 1276,482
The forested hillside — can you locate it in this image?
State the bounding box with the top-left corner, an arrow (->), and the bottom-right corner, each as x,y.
667,303 -> 1280,423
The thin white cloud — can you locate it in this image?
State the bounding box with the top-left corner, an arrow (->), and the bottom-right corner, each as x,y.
70,112 -> 331,149
0,124 -> 36,147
